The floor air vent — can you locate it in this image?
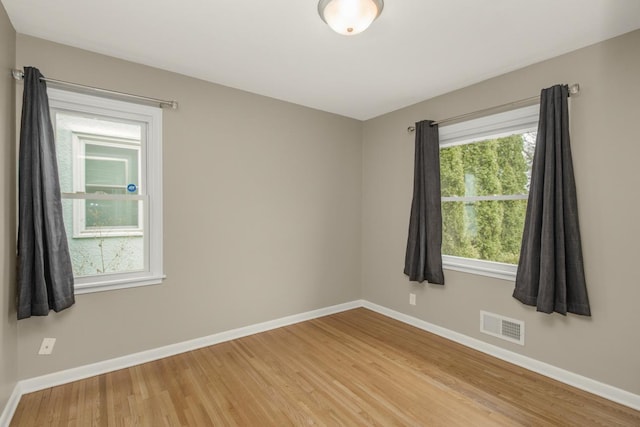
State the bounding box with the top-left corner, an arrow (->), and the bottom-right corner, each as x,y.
480,311 -> 525,345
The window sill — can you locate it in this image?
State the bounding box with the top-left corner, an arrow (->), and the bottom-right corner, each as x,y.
443,255 -> 516,282
74,274 -> 166,295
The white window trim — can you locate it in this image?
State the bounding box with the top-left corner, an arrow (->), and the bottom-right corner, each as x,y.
439,104 -> 539,148
49,88 -> 164,294
72,133 -> 144,238
439,104 -> 539,282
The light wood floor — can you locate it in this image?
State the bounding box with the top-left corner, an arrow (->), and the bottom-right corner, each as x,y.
11,308 -> 640,426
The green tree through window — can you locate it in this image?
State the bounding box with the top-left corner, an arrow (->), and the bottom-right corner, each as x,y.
440,132 -> 534,265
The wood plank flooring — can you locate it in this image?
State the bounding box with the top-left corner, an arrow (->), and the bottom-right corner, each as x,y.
10,308 -> 640,426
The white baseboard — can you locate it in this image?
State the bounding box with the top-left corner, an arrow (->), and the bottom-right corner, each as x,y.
0,384 -> 22,427
361,300 -> 640,411
0,299 -> 362,426
2,298 -> 638,426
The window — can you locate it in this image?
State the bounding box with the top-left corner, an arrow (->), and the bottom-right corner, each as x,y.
439,104 -> 538,280
49,88 -> 164,293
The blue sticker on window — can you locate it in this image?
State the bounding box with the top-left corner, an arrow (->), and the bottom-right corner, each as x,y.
127,184 -> 137,192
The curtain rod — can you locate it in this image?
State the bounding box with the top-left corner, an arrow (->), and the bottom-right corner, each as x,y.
11,69 -> 178,110
407,83 -> 580,133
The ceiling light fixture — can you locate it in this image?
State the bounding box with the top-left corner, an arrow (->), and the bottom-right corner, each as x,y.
318,0 -> 384,36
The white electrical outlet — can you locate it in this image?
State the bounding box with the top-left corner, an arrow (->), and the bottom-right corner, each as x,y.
409,293 -> 416,305
38,338 -> 56,355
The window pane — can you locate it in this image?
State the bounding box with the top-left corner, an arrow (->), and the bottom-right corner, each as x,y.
442,199 -> 527,264
63,198 -> 145,277
440,132 -> 536,197
85,197 -> 139,228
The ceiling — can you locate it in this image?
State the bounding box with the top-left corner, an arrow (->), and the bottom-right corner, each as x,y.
3,0 -> 640,120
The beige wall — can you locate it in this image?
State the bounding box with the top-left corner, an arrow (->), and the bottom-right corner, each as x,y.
0,1 -> 17,410
362,29 -> 640,395
15,35 -> 363,379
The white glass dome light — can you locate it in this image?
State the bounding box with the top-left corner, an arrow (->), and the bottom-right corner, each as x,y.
318,0 -> 384,36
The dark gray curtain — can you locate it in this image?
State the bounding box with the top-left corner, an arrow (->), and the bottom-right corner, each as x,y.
17,67 -> 75,320
513,84 -> 590,316
404,120 -> 445,284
